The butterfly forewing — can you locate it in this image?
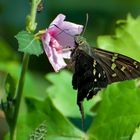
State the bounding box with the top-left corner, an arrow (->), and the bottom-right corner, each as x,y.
93,48 -> 140,83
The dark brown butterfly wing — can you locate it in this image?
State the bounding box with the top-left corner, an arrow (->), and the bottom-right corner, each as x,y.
72,47 -> 140,129
93,48 -> 140,84
72,47 -> 140,104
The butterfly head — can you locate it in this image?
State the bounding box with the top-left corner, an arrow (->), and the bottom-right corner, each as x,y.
74,13 -> 88,47
74,35 -> 87,46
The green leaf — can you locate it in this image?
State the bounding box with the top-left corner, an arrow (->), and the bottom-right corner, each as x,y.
15,31 -> 43,56
29,121 -> 47,140
97,14 -> 140,61
16,97 -> 85,140
87,81 -> 140,140
132,125 -> 140,140
46,70 -> 98,118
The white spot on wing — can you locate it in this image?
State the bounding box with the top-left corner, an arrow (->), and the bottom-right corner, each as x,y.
94,79 -> 97,82
112,73 -> 117,77
93,69 -> 96,75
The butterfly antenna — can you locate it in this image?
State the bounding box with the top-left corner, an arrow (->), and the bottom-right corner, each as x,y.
81,13 -> 89,36
78,102 -> 85,130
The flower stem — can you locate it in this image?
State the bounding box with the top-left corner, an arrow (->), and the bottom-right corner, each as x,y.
10,54 -> 29,140
26,0 -> 41,32
10,0 -> 41,139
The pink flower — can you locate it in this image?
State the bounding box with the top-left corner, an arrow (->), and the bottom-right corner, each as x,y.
41,14 -> 83,72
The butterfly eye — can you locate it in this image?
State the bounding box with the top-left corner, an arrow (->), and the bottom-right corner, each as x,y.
76,39 -> 84,45
79,40 -> 84,45
75,36 -> 84,45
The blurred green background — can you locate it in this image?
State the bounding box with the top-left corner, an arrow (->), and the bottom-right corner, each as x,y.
1,0 -> 140,139
1,0 -> 140,73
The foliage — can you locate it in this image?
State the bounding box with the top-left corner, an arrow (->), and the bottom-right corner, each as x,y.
97,14 -> 140,61
132,126 -> 140,140
15,31 -> 43,56
46,71 -> 99,118
1,14 -> 140,140
88,81 -> 140,140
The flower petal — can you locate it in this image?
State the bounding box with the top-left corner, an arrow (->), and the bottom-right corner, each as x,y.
41,14 -> 83,72
50,14 -> 66,27
60,21 -> 83,35
49,14 -> 83,48
42,33 -> 67,72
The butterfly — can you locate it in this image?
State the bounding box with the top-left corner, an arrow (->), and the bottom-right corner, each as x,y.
70,35 -> 140,128
52,21 -> 140,129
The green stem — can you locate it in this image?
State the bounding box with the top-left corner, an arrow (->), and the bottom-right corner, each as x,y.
29,0 -> 37,32
27,0 -> 41,32
10,54 -> 29,140
10,0 -> 41,139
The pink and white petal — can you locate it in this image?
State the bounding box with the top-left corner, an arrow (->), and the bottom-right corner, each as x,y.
53,22 -> 83,48
41,14 -> 84,72
55,32 -> 75,48
47,27 -> 59,37
50,37 -> 62,53
50,14 -> 66,27
47,14 -> 66,37
47,14 -> 83,49
48,47 -> 67,72
41,33 -> 52,57
60,21 -> 83,35
42,32 -> 66,72
62,51 -> 71,59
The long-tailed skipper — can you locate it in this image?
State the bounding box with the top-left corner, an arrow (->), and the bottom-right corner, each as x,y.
53,18 -> 140,129
70,29 -> 140,129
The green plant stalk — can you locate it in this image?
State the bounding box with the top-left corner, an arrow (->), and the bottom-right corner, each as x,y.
10,54 -> 29,140
10,0 -> 41,139
27,0 -> 41,32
